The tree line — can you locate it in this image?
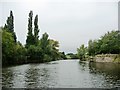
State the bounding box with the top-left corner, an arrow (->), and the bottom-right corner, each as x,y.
1,11 -> 65,66
77,30 -> 120,60
2,11 -> 120,65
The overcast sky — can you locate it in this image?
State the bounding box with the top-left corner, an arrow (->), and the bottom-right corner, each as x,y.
0,0 -> 118,53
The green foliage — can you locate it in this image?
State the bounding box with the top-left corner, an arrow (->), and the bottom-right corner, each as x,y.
2,28 -> 15,64
27,45 -> 42,62
34,15 -> 39,45
77,44 -> 87,60
59,52 -> 67,59
39,33 -> 60,61
2,28 -> 27,66
4,11 -> 17,42
3,10 -> 120,67
48,39 -> 60,60
40,32 -> 49,54
88,40 -> 99,56
88,30 -> 120,56
2,10 -> 61,66
14,42 -> 27,62
66,53 -> 78,59
43,54 -> 52,62
100,31 -> 120,54
26,33 -> 60,62
26,11 -> 40,47
26,11 -> 34,48
6,11 -> 14,32
25,11 -> 61,62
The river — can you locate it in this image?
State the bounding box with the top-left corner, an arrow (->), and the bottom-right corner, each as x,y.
2,60 -> 120,88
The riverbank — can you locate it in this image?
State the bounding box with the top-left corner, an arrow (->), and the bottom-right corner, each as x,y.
2,58 -> 59,68
89,54 -> 120,63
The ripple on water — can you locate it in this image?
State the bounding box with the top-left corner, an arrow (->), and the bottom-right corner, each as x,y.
2,60 -> 120,88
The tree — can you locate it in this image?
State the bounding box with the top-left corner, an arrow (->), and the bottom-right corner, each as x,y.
38,33 -> 60,61
6,11 -> 14,32
39,32 -> 51,61
87,30 -> 120,55
27,45 -> 42,62
14,41 -> 27,63
88,40 -> 100,56
40,32 -> 49,53
66,53 -> 78,59
49,39 -> 60,60
2,27 -> 27,66
59,52 -> 67,59
34,15 -> 39,45
26,11 -> 34,48
88,40 -> 94,56
100,30 -> 120,54
4,11 -> 17,42
2,28 -> 15,65
77,44 -> 87,60
2,10 -> 62,66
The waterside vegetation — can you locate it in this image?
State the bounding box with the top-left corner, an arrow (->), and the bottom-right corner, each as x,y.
2,10 -> 120,67
77,30 -> 120,63
1,11 -> 65,67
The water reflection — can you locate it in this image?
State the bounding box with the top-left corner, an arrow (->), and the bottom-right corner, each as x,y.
2,60 -> 120,88
2,68 -> 14,87
24,65 -> 40,88
89,62 -> 120,87
38,68 -> 51,88
79,61 -> 88,71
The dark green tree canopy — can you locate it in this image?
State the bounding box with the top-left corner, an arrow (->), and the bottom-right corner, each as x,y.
4,10 -> 17,42
88,30 -> 120,55
40,32 -> 49,52
6,11 -> 14,32
2,10 -> 62,66
77,44 -> 87,60
26,11 -> 34,48
34,15 -> 39,45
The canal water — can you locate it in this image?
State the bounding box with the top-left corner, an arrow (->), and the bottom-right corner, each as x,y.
2,60 -> 120,88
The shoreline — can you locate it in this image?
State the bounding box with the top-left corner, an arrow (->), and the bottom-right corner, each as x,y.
89,54 -> 120,63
